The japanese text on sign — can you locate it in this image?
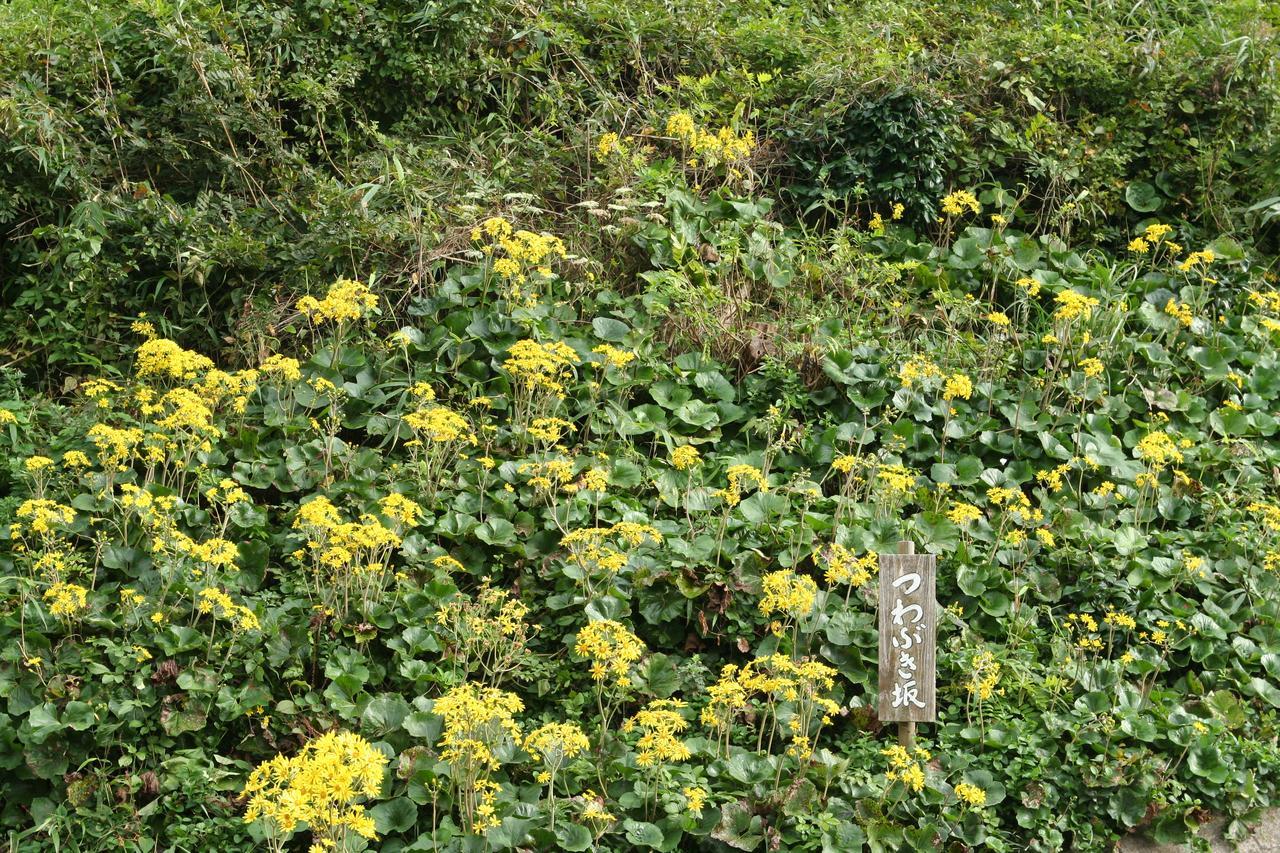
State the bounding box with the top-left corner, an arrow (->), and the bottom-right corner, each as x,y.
878,548 -> 937,722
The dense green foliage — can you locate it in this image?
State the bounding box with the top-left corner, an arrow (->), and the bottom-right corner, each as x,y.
3,0 -> 1280,378
4,1 -> 1280,851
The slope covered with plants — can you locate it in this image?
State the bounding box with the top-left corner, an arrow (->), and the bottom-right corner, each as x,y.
4,1 -> 1280,852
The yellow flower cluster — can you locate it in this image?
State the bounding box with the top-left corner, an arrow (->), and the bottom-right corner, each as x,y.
943,373 -> 973,401
297,279 -> 379,324
947,502 -> 982,526
44,581 -> 89,618
1164,298 -> 1195,328
623,699 -> 692,767
434,583 -> 532,681
823,544 -> 877,586
876,464 -> 917,497
562,522 -> 662,586
196,369 -> 260,414
899,355 -> 942,388
517,457 -> 573,493
14,499 -> 75,537
242,730 -> 386,848
434,682 -> 524,773
1035,460 -> 1074,493
1065,612 -> 1105,652
592,344 -> 636,370
882,744 -> 928,792
88,423 -> 144,471
713,464 -> 768,507
528,416 -> 574,444
575,620 -> 645,687
1178,249 -> 1215,272
683,786 -> 708,817
135,338 -> 214,381
1053,290 -> 1100,323
758,569 -> 818,621
403,405 -> 477,444
671,445 -> 701,470
666,112 -> 755,165
1135,430 -> 1184,469
205,478 -> 251,506
702,655 -> 839,758
378,493 -> 422,526
955,781 -> 987,807
940,190 -> 980,216
966,649 -> 1001,701
24,455 -> 54,472
292,495 -> 406,614
196,587 -> 260,632
503,339 -> 581,398
524,722 -> 590,765
259,354 -> 302,382
1104,609 -> 1137,631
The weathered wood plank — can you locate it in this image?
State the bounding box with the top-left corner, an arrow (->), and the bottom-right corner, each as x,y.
878,543 -> 937,723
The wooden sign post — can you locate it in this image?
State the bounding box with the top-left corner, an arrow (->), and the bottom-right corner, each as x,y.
878,539 -> 936,750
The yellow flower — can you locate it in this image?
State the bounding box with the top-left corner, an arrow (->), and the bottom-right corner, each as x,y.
682,786 -> 708,817
297,279 -> 379,324
1079,357 -> 1104,378
955,782 -> 987,807
434,682 -> 523,773
899,355 -> 942,388
758,569 -> 817,620
985,312 -> 1011,326
591,344 -> 636,370
259,354 -> 302,382
524,722 -> 590,765
943,373 -> 973,401
671,445 -> 701,470
1135,430 -> 1183,469
823,544 -> 877,586
61,451 -> 91,468
940,190 -> 981,216
135,338 -> 214,381
242,731 -> 386,844
24,456 -> 54,472
947,502 -> 982,525
1164,299 -> 1194,328
575,620 -> 645,687
378,493 -> 423,527
623,700 -> 691,767
967,649 -> 1001,700
595,132 -> 623,159
44,582 -> 89,619
1053,290 -> 1100,323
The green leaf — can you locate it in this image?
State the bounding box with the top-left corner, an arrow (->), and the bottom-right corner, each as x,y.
624,819 -> 665,848
592,317 -> 630,341
1247,677 -> 1280,708
362,693 -> 411,733
1188,744 -> 1229,783
1125,181 -> 1164,212
555,823 -> 594,851
22,703 -> 62,744
61,701 -> 96,732
371,798 -> 417,833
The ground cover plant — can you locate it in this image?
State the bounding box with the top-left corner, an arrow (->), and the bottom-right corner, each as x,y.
4,1 -> 1280,851
5,137 -> 1280,849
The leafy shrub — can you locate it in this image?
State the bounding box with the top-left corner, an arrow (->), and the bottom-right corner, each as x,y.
5,159 -> 1280,850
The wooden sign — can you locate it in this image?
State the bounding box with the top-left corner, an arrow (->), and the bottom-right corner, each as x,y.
878,540 -> 936,727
